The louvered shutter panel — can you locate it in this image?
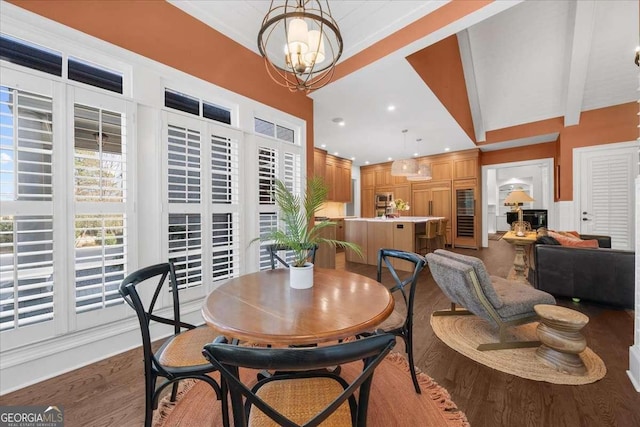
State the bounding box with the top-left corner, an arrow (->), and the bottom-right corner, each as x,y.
0,216 -> 54,330
168,124 -> 201,203
588,157 -> 632,249
169,213 -> 203,290
283,151 -> 301,195
0,86 -> 53,201
73,102 -> 127,313
212,213 -> 239,280
74,105 -> 125,202
258,212 -> 278,270
211,133 -> 238,204
74,214 -> 126,313
0,85 -> 55,331
258,147 -> 277,204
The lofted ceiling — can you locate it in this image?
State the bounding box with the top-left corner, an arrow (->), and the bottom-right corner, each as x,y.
170,0 -> 639,166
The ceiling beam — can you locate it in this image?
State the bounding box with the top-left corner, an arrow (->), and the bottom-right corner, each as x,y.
563,0 -> 596,127
458,29 -> 485,142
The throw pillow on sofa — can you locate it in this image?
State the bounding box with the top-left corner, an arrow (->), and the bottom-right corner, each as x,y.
547,231 -> 599,248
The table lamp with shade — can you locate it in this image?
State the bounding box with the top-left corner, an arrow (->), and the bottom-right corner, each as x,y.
504,188 -> 535,236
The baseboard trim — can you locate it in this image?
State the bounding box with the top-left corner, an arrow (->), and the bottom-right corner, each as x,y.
627,345 -> 640,392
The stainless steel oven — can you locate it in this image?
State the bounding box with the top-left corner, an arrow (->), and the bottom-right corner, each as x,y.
375,192 -> 394,216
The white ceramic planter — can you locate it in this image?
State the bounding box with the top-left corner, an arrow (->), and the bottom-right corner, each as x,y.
289,262 -> 314,289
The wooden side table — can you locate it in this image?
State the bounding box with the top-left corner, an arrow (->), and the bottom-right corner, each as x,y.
534,304 -> 589,375
501,231 -> 537,283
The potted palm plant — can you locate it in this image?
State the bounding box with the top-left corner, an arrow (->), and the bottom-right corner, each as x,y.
255,177 -> 362,289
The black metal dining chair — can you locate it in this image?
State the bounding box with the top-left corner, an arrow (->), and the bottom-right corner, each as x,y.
360,248 -> 427,394
266,243 -> 318,269
203,333 -> 396,427
118,262 -> 228,427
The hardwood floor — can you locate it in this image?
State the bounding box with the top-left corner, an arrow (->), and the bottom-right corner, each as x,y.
2,240 -> 639,426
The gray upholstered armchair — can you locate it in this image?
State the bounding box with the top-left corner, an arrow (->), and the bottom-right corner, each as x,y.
426,249 -> 556,350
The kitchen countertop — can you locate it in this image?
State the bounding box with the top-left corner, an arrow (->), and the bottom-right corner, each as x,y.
345,216 -> 443,223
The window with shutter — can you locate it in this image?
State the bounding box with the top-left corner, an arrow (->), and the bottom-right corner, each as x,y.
0,85 -> 55,332
169,213 -> 203,290
258,147 -> 277,204
258,212 -> 278,270
73,102 -> 128,313
168,124 -> 201,204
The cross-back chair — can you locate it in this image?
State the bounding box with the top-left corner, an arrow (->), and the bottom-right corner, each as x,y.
266,243 -> 318,269
119,262 -> 228,427
360,248 -> 426,394
203,333 -> 396,427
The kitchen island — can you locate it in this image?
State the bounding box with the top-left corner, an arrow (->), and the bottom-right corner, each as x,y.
344,216 -> 443,271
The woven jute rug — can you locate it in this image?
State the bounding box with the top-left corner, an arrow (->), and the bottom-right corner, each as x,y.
430,313 -> 606,385
153,352 -> 469,426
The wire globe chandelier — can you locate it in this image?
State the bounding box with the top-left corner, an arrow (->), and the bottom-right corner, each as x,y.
257,0 -> 343,92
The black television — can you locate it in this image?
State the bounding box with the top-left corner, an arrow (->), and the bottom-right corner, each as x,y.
506,209 -> 548,230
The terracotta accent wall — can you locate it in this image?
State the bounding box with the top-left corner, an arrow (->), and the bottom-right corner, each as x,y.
557,102 -> 637,201
480,141 -> 557,166
9,0 -> 315,177
482,117 -> 563,145
406,35 -> 475,141
482,103 -> 637,201
331,0 -> 493,83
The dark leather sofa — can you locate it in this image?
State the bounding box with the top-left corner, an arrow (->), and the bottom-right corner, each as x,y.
531,234 -> 635,309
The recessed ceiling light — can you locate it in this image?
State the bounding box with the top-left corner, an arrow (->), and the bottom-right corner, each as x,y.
321,144 -> 326,148
332,117 -> 345,126
387,105 -> 396,111
338,121 -> 345,127
365,161 -> 370,165
416,138 -> 422,142
444,148 -> 450,152
351,157 -> 355,161
413,153 -> 419,157
333,152 -> 339,155
387,157 -> 392,161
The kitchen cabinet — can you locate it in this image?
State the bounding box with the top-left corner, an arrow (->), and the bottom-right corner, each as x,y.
345,220 -> 368,263
319,152 -> 352,202
361,188 -> 375,218
333,218 -> 345,242
374,167 -> 393,186
314,148 -> 326,181
316,224 -> 336,269
412,181 -> 451,245
361,168 -> 375,189
366,221 -> 393,265
453,178 -> 479,248
392,184 -> 411,216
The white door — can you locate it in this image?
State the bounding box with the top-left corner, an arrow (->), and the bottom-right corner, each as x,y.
578,143 -> 638,250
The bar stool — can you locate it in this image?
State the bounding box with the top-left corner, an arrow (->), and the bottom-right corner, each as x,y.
417,220 -> 439,255
436,218 -> 449,249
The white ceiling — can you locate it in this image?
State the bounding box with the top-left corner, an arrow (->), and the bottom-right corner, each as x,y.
170,0 -> 639,166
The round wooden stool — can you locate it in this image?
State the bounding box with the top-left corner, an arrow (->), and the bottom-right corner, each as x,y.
534,304 -> 589,375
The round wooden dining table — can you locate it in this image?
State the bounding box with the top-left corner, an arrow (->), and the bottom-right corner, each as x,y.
201,268 -> 394,346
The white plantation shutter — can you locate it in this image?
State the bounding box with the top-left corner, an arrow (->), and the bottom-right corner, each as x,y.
168,124 -> 201,204
0,86 -> 54,201
74,214 -> 126,313
0,84 -> 55,332
258,212 -> 278,270
283,151 -> 301,195
212,213 -> 239,280
211,134 -> 238,204
210,130 -> 240,282
588,156 -> 633,248
0,216 -> 54,331
258,147 -> 277,204
168,213 -> 203,290
73,105 -> 125,202
73,98 -> 129,314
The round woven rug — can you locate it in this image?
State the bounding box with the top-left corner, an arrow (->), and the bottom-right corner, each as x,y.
430,313 -> 606,385
153,352 -> 469,427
